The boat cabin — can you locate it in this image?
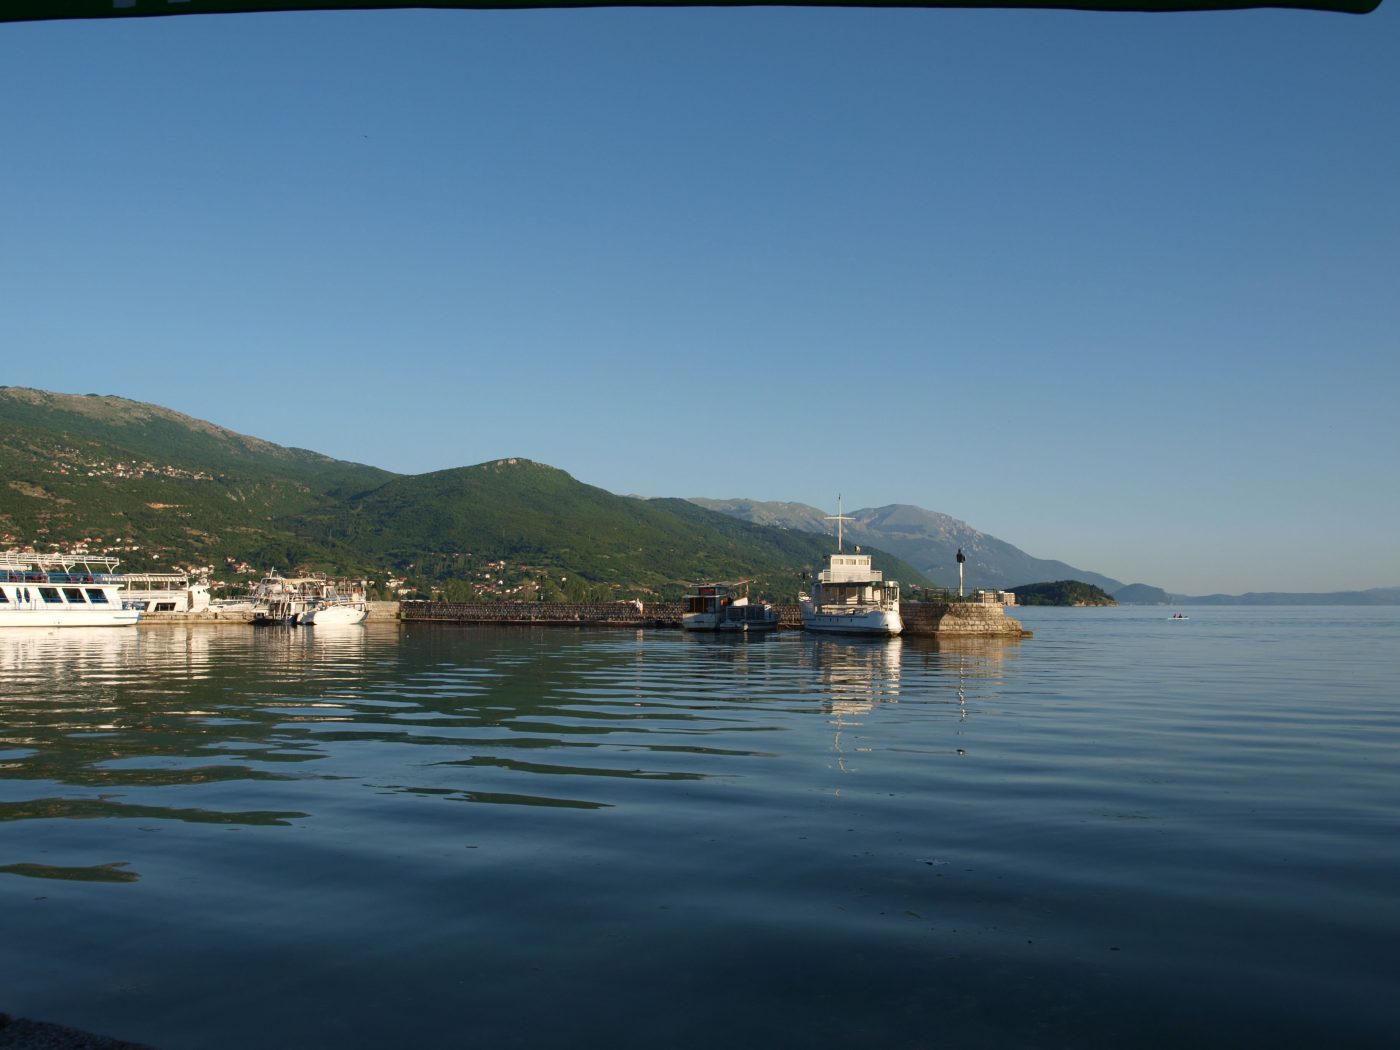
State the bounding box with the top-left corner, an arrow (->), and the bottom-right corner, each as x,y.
685,581 -> 749,616
813,553 -> 900,608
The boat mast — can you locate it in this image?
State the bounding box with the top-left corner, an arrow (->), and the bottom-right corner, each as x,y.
825,495 -> 854,554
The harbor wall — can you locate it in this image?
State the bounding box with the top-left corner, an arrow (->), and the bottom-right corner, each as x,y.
135,599 -> 1027,636
136,607 -> 255,624
401,600 -> 1027,636
402,601 -> 685,626
899,600 -> 1028,637
135,600 -> 399,626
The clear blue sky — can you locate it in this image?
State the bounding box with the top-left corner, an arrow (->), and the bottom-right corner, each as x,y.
2,2 -> 1396,595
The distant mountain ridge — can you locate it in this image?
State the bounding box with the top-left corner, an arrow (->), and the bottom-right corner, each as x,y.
689,497 -> 1126,593
1113,583 -> 1174,605
1177,587 -> 1400,606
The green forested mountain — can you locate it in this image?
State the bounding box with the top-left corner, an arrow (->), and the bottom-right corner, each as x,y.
302,457 -> 927,600
0,388 -> 923,600
0,386 -> 392,573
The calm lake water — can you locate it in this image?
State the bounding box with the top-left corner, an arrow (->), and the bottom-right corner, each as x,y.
2,607 -> 1398,1048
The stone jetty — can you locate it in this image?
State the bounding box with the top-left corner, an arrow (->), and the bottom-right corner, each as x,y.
134,601 -> 400,625
131,598 -> 1028,637
401,599 -> 1029,637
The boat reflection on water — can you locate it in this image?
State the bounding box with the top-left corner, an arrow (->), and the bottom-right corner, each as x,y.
249,618 -> 370,654
240,620 -> 374,704
0,622 -> 367,674
805,635 -> 904,716
802,632 -> 1026,774
801,636 -> 903,777
0,622 -> 371,675
0,624 -> 146,676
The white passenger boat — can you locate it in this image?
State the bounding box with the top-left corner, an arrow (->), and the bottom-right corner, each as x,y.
0,551 -> 140,628
798,500 -> 903,636
118,573 -> 211,613
684,581 -> 781,632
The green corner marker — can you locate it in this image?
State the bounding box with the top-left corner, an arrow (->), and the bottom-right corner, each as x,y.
0,0 -> 1383,23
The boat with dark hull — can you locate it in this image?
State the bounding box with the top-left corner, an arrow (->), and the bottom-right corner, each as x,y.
683,581 -> 779,632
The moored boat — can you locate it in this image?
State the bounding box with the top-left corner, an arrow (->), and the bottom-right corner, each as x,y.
798,499 -> 902,636
249,571 -> 368,625
248,571 -> 317,625
0,551 -> 140,628
717,599 -> 780,633
300,601 -> 367,626
683,581 -> 752,631
300,582 -> 368,626
117,572 -> 211,613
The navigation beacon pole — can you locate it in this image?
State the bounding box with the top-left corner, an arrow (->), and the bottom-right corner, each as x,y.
956,547 -> 966,598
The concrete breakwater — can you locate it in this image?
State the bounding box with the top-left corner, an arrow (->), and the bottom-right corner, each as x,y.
402,600 -> 691,627
135,601 -> 400,625
900,601 -> 1030,637
402,600 -> 1028,637
133,599 -> 1028,637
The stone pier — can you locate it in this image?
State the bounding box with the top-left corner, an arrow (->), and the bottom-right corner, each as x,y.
134,600 -> 400,625
401,599 -> 1028,637
134,598 -> 1027,637
402,600 -> 684,626
898,600 -> 1029,637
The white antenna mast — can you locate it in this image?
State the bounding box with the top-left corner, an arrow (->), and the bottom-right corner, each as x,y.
825,494 -> 854,554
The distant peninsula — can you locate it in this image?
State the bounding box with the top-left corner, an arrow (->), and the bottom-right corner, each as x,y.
1012,580 -> 1118,607
1174,587 -> 1400,606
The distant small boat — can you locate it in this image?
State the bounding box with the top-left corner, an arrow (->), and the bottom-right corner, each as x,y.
1169,613 -> 1189,620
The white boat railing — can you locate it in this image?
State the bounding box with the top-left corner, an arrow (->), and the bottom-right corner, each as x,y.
1,550 -> 126,585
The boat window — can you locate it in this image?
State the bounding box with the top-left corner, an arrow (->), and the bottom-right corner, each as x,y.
63,587 -> 87,603
39,587 -> 63,603
86,589 -> 110,604
154,602 -> 177,612
0,588 -> 8,603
